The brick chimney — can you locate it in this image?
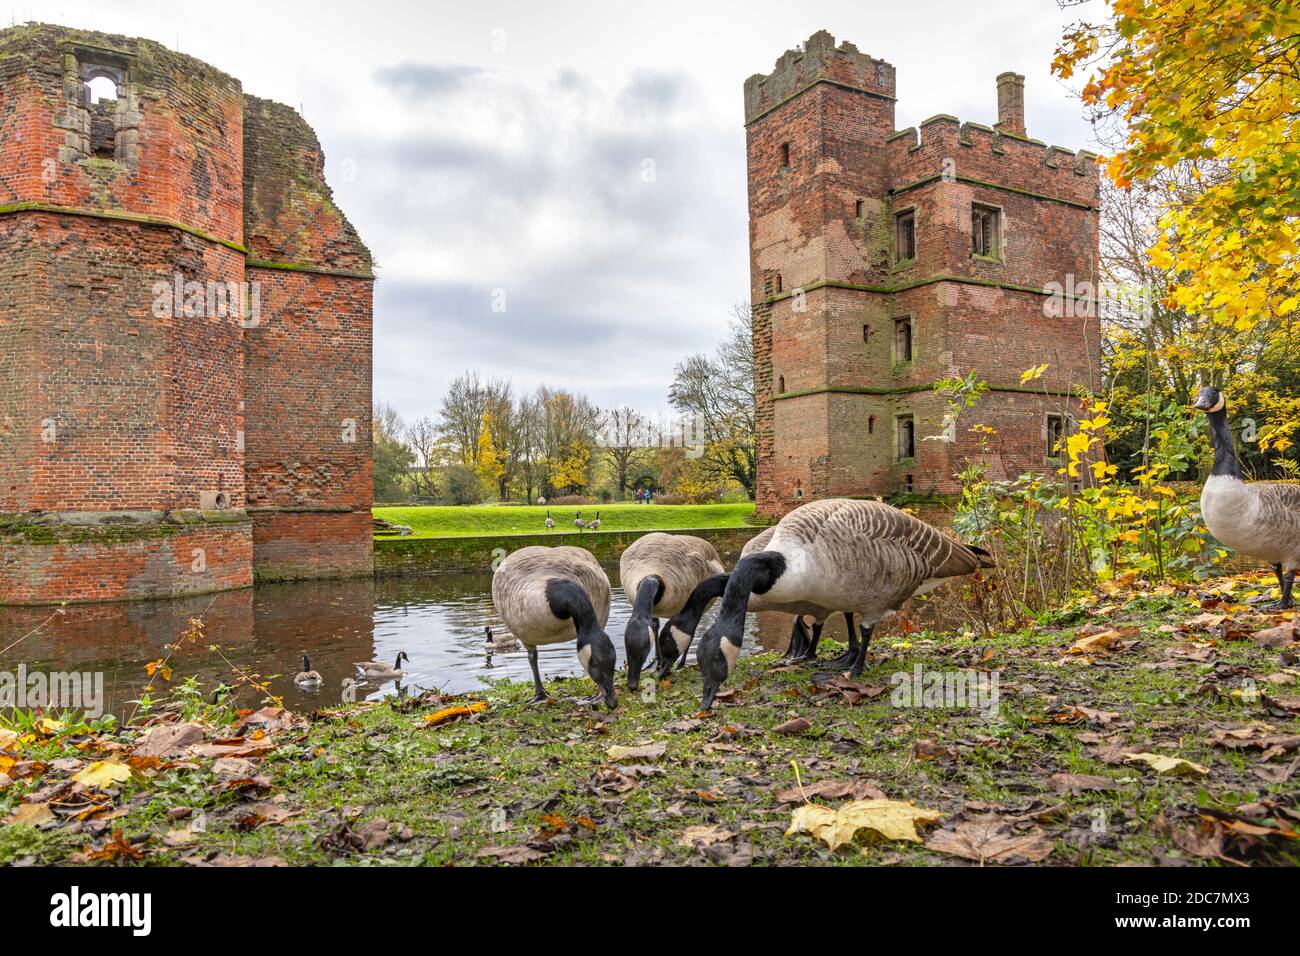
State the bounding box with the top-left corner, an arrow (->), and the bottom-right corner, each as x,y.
994,72 -> 1025,136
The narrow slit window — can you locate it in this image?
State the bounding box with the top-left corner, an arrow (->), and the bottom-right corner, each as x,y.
894,210 -> 915,262
778,375 -> 785,393
893,317 -> 913,363
897,415 -> 915,462
1046,413 -> 1065,460
779,142 -> 790,170
972,204 -> 1001,258
868,415 -> 875,434
773,273 -> 782,294
854,199 -> 864,218
862,324 -> 870,343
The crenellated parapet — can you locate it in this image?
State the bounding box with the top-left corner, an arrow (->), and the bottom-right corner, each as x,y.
744,29 -> 895,126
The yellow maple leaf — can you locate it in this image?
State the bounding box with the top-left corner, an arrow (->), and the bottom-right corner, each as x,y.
787,799 -> 942,850
1122,752 -> 1209,777
72,760 -> 134,789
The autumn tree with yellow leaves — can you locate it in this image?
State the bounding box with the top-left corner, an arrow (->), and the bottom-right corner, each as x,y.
1056,0 -> 1300,474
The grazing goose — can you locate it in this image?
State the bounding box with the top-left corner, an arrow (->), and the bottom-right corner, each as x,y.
491,545 -> 618,708
545,511 -> 555,530
655,572 -> 729,679
1194,386 -> 1300,609
294,654 -> 323,689
574,512 -> 589,532
650,529 -> 854,677
736,526 -> 869,668
619,532 -> 725,689
483,625 -> 519,651
695,499 -> 993,709
353,652 -> 409,680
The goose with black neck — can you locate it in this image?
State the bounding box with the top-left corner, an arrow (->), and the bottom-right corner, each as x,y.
1194,386 -> 1300,609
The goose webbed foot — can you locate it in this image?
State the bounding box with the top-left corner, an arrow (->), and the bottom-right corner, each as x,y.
527,691 -> 550,706
822,641 -> 859,670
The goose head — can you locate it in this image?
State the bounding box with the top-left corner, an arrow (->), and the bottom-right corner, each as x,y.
622,610 -> 656,691
581,629 -> 619,710
656,618 -> 694,680
1192,386 -> 1225,414
697,620 -> 740,711
300,654 -> 311,672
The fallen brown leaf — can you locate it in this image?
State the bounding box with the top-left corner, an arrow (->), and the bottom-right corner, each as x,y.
926,815 -> 1053,864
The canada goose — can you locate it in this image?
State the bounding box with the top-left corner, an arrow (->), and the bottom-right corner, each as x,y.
294,654 -> 322,689
735,526 -> 869,667
588,512 -> 602,531
652,527 -> 861,671
491,545 -> 618,709
353,651 -> 409,680
1194,386 -> 1300,609
483,625 -> 519,651
696,499 -> 993,708
545,511 -> 555,530
655,572 -> 729,678
574,512 -> 589,531
620,533 -> 725,689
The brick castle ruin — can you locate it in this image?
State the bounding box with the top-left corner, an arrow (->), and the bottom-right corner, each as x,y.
747,31 -> 1101,519
0,24 -> 373,605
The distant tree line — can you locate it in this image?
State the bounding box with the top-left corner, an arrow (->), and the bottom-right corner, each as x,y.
373,303 -> 758,505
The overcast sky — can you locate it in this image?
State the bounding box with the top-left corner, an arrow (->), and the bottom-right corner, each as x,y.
17,0 -> 1101,425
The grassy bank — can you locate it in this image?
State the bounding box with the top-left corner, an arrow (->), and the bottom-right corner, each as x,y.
373,502 -> 756,539
3,573 -> 1298,866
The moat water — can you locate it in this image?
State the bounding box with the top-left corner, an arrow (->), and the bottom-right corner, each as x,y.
0,574 -> 849,719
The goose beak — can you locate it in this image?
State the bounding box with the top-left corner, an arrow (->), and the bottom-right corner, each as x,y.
701,679 -> 719,712
601,680 -> 618,710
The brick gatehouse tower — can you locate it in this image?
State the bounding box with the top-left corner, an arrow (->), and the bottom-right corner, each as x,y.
747,31 -> 1101,519
0,24 -> 374,604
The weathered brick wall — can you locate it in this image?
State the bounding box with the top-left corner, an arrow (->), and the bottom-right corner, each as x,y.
242,97 -> 374,582
0,23 -> 373,604
0,517 -> 252,605
747,31 -> 1100,518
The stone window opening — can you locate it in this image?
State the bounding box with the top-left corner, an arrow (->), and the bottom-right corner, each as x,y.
868,415 -> 875,434
778,375 -> 786,393
972,203 -> 1002,258
779,142 -> 790,171
862,323 -> 870,343
854,198 -> 864,219
896,414 -> 916,462
774,273 -> 783,294
893,316 -> 914,363
61,50 -> 138,167
894,209 -> 915,263
84,73 -> 120,158
85,75 -> 118,104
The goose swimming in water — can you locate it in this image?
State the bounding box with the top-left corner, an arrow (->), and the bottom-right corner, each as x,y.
353,652 -> 409,680
619,532 -> 725,689
293,654 -> 323,689
491,545 -> 618,708
695,499 -> 993,709
1194,386 -> 1300,609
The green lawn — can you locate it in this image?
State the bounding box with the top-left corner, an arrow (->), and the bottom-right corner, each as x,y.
373,502 -> 756,538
